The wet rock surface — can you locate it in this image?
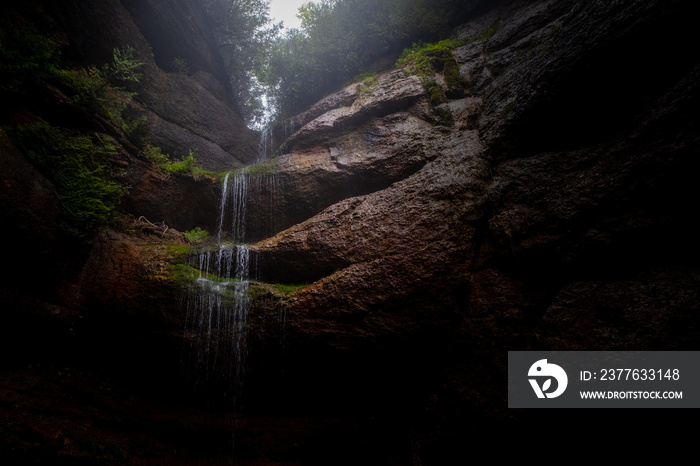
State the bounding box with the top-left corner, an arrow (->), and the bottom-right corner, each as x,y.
2,0 -> 700,463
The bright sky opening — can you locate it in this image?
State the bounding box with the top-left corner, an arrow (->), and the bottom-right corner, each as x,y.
268,0 -> 318,30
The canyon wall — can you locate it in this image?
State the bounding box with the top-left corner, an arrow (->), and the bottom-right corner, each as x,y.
2,0 -> 699,463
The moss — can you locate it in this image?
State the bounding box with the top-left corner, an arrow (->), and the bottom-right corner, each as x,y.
274,283 -> 308,295
425,78 -> 446,105
166,243 -> 191,259
396,39 -> 469,105
170,263 -> 199,284
443,59 -> 465,91
395,39 -> 460,74
359,73 -> 378,94
434,106 -> 454,125
241,157 -> 279,176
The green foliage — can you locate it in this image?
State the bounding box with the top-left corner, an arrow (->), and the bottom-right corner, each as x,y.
140,144 -> 170,165
359,73 -> 379,94
203,0 -> 281,128
6,121 -> 126,238
0,19 -> 59,95
395,38 -> 472,103
184,227 -> 211,244
162,151 -> 197,176
100,46 -> 144,86
122,116 -> 149,148
395,39 -> 461,73
52,51 -> 140,123
274,283 -> 308,295
141,145 -> 218,179
425,77 -> 446,105
242,157 -> 279,176
261,0 -> 455,118
434,106 -> 453,125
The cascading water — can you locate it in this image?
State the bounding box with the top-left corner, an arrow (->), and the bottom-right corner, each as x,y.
257,125 -> 273,163
183,130 -> 284,415
283,118 -> 296,140
183,244 -> 251,408
183,169 -> 255,411
217,171 -> 248,243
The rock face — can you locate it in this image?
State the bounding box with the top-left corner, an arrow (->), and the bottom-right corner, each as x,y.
2,0 -> 700,463
241,0 -> 700,455
45,0 -> 258,171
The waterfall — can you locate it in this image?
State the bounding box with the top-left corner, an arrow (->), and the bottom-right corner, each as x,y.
217,171 -> 248,243
257,125 -> 272,163
184,244 -> 251,407
183,168 -> 255,410
283,118 -> 296,140
183,149 -> 284,413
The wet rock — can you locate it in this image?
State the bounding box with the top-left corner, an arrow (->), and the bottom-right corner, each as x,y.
44,0 -> 258,170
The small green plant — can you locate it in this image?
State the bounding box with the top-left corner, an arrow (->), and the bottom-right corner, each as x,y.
396,39 -> 467,104
140,144 -> 170,165
122,116 -> 149,148
172,57 -> 189,74
7,121 -> 126,238
395,40 -> 460,73
359,73 -> 378,94
52,46 -> 142,120
184,227 -> 211,244
162,151 -> 197,175
0,23 -> 59,95
101,46 -> 144,86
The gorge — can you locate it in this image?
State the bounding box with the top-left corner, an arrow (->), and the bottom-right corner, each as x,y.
2,0 -> 699,463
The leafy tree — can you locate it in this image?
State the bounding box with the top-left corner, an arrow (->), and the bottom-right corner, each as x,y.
203,0 -> 281,128
260,0 -> 457,119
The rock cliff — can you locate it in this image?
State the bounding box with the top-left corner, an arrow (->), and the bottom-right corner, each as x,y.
247,0 -> 700,456
2,0 -> 699,463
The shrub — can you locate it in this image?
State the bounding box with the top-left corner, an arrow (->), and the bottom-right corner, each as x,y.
395,40 -> 459,73
7,121 -> 125,238
122,116 -> 149,148
359,73 -> 378,94
184,227 -> 211,244
162,151 -> 197,175
0,22 -> 59,95
140,144 -> 170,165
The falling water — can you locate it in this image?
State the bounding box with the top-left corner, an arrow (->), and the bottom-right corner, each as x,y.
218,171 -> 248,243
183,168 -> 256,411
283,118 -> 297,140
257,125 -> 273,163
184,243 -> 251,407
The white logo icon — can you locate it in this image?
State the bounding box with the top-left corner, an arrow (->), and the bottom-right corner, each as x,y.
528,359 -> 568,399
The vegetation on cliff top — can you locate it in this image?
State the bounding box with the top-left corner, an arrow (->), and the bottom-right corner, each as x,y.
258,0 -> 486,119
